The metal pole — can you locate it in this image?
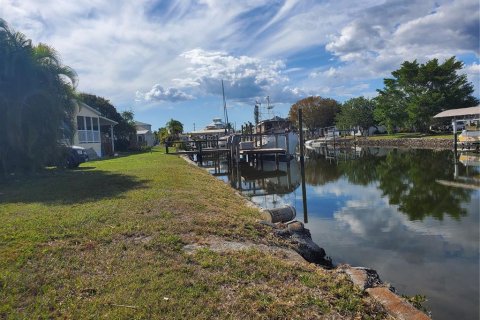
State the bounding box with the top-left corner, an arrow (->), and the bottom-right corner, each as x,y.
452,119 -> 458,153
110,125 -> 115,155
286,132 -> 290,155
298,109 -> 308,223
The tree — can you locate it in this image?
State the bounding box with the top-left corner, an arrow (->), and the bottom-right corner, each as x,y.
121,111 -> 135,124
166,119 -> 183,136
336,97 -> 376,136
374,78 -> 409,134
0,19 -> 77,175
288,96 -> 340,133
254,103 -> 260,125
78,93 -> 136,151
156,127 -> 169,144
375,57 -> 478,133
79,93 -> 122,123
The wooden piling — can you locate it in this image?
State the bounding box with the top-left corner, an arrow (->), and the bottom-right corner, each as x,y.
298,109 -> 308,223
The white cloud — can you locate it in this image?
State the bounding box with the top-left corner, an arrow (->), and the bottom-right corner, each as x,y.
393,0 -> 479,54
462,62 -> 480,94
1,0 -> 478,112
136,84 -> 194,102
314,0 -> 479,98
176,48 -> 305,103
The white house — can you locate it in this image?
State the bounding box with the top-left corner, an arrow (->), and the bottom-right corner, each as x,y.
73,102 -> 118,158
135,121 -> 155,147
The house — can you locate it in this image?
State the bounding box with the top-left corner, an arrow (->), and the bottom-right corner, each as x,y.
135,121 -> 155,147
73,102 -> 118,158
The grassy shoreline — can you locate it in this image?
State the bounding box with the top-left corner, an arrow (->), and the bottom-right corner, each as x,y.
0,148 -> 386,319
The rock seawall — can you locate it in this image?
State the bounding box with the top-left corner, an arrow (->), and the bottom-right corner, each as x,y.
354,138 -> 452,150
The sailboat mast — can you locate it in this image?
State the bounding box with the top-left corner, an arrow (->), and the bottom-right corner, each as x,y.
222,80 -> 229,132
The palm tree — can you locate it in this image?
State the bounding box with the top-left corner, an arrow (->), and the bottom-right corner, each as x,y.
0,19 -> 77,175
166,119 -> 184,136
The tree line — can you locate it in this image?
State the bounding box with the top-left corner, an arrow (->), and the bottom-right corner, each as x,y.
288,57 -> 478,135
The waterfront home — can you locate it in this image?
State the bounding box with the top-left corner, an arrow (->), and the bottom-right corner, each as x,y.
135,121 -> 155,147
73,102 -> 117,158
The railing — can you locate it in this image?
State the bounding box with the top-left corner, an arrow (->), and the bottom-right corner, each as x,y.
165,138 -> 226,153
78,130 -> 100,143
165,132 -> 295,156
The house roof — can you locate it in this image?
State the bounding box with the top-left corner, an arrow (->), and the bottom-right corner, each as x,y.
137,129 -> 151,135
135,120 -> 151,126
433,106 -> 480,118
78,101 -> 118,125
79,101 -> 101,116
99,116 -> 118,126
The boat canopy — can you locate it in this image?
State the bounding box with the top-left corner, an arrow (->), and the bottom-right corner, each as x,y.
433,106 -> 480,118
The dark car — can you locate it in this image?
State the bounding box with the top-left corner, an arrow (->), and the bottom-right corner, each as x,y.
65,146 -> 89,168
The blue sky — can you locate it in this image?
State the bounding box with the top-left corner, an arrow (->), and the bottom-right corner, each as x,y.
2,0 -> 479,132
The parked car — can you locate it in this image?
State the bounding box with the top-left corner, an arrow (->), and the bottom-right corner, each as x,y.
65,146 -> 89,168
47,145 -> 89,168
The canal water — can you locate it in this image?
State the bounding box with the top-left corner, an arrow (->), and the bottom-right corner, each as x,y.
206,147 -> 479,320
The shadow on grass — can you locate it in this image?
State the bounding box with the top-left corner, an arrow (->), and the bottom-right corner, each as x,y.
0,169 -> 150,205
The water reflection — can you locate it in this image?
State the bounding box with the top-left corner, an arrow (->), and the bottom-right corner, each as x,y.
305,178 -> 479,320
304,147 -> 477,221
224,160 -> 301,202
214,147 -> 479,320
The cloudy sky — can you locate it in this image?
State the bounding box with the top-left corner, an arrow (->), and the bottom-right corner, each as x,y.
2,0 -> 479,131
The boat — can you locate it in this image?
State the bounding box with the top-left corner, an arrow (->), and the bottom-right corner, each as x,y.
188,118 -> 230,148
305,127 -> 340,149
459,130 -> 480,143
459,153 -> 480,167
254,97 -> 299,155
188,81 -> 232,149
255,116 -> 299,154
305,139 -> 325,149
458,119 -> 479,152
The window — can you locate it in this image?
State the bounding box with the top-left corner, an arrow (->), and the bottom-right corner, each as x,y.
86,117 -> 92,130
93,118 -> 99,131
77,116 -> 85,130
77,115 -> 100,143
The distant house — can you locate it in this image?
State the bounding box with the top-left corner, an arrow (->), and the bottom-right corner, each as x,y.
73,102 -> 118,158
135,121 -> 155,147
349,125 -> 387,136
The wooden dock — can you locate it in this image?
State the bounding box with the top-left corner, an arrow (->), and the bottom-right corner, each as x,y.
165,133 -> 294,165
239,148 -> 286,156
169,148 -> 230,155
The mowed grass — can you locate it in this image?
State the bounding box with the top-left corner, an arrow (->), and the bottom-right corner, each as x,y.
0,148 -> 385,319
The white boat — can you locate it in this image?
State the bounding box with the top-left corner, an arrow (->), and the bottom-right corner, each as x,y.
188,118 -> 230,148
459,153 -> 480,167
256,116 -> 299,154
459,128 -> 480,143
304,128 -> 340,149
305,139 -> 325,149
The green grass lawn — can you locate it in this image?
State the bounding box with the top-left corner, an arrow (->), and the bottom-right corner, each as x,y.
0,148 -> 385,319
